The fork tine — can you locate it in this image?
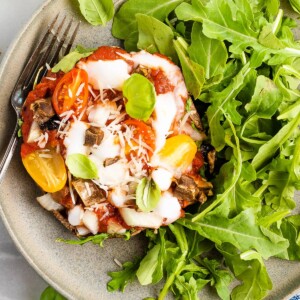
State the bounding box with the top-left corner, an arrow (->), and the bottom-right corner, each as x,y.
49,18 -> 74,66
64,21 -> 80,56
12,14 -> 59,92
24,15 -> 68,89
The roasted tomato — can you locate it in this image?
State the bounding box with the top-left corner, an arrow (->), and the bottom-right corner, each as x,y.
156,134 -> 197,172
22,148 -> 67,193
52,68 -> 89,116
123,118 -> 156,154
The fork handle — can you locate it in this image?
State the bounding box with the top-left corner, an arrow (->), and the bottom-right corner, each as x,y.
0,122 -> 19,183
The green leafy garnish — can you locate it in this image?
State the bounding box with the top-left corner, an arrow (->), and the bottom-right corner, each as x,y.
66,153 -> 98,179
136,177 -> 161,212
77,0 -> 114,26
123,74 -> 156,121
107,259 -> 141,292
52,45 -> 96,73
136,14 -> 177,62
112,0 -> 184,51
40,286 -> 66,300
173,37 -> 205,99
57,233 -> 110,247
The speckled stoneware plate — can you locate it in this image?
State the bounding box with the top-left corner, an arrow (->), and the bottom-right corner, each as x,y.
0,1 -> 300,299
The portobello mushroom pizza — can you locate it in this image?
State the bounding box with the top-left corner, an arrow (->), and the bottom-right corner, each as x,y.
20,46 -> 214,237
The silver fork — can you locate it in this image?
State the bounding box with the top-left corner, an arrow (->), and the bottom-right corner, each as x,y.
0,14 -> 80,182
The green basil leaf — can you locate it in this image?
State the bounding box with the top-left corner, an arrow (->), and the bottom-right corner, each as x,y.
52,45 -> 96,73
66,154 -> 98,179
123,74 -> 156,121
77,0 -> 114,26
136,177 -> 161,212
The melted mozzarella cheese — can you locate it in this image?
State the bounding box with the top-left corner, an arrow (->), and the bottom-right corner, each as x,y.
90,130 -> 120,161
64,121 -> 89,156
97,161 -> 129,186
110,186 -> 127,207
154,192 -> 181,225
152,92 -> 178,152
78,59 -> 131,90
88,102 -> 118,127
151,168 -> 173,191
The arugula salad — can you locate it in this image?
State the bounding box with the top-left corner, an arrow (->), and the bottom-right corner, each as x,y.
36,0 -> 300,299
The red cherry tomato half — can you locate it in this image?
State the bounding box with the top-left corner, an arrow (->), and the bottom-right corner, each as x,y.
52,68 -> 89,116
123,118 -> 156,152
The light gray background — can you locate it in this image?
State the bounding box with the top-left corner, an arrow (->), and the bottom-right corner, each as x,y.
0,1 -> 48,299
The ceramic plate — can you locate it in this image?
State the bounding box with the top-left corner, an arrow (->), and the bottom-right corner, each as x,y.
0,1 -> 299,299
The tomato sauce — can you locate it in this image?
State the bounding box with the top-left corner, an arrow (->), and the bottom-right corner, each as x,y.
150,68 -> 174,95
85,46 -> 134,68
95,203 -> 130,232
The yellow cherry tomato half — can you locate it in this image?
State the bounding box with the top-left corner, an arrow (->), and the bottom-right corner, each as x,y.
157,134 -> 197,171
22,148 -> 67,193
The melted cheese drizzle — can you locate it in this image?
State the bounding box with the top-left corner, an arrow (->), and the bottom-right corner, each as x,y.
64,121 -> 88,156
78,59 -> 131,90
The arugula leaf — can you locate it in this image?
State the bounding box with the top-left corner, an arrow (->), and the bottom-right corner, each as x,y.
201,258 -> 233,300
179,209 -> 288,259
136,244 -> 161,285
52,45 -> 95,73
77,0 -> 114,26
112,0 -> 184,51
217,245 -> 272,300
251,113 -> 300,170
66,154 -> 98,179
136,14 -> 177,62
245,75 -> 282,118
173,37 -> 205,99
188,22 -> 227,82
56,233 -> 109,247
203,64 -> 251,150
107,259 -> 140,292
40,286 -> 66,300
262,136 -> 300,210
276,215 -> 300,260
289,0 -> 300,14
123,74 -> 156,121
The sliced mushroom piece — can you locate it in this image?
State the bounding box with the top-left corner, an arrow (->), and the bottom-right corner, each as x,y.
72,179 -> 106,207
173,175 -> 200,202
31,97 -> 55,125
174,174 -> 213,204
200,143 -> 216,174
52,210 -> 76,233
84,126 -> 104,146
51,186 -> 74,209
189,101 -> 204,131
207,149 -> 216,174
103,156 -> 120,167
